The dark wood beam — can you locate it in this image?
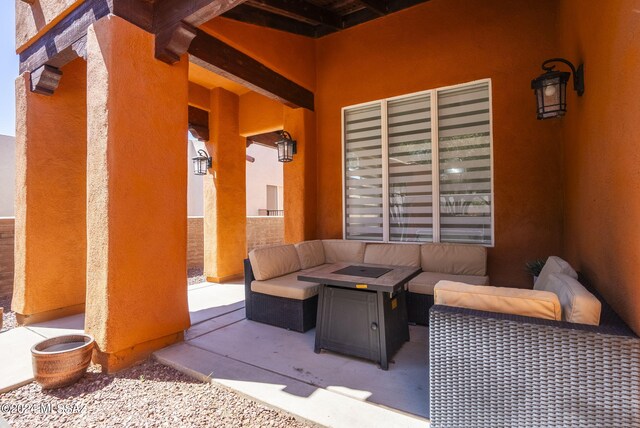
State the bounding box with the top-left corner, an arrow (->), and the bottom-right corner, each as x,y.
223,4 -> 318,38
18,0 -> 153,79
247,0 -> 342,29
356,0 -> 388,16
18,0 -> 112,74
188,106 -> 210,141
154,0 -> 247,31
188,29 -> 314,110
154,0 -> 247,63
30,65 -> 63,96
246,131 -> 281,149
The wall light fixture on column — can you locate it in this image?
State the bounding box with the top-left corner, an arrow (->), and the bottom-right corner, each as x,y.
531,58 -> 584,120
192,149 -> 212,175
276,131 -> 297,163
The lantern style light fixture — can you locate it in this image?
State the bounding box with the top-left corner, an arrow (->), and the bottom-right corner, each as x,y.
192,149 -> 212,175
531,58 -> 584,120
276,131 -> 297,162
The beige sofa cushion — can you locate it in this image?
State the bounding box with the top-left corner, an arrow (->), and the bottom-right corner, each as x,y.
434,281 -> 562,321
421,243 -> 487,276
248,244 -> 301,281
322,240 -> 366,263
364,244 -> 420,267
251,272 -> 319,300
295,240 -> 326,269
408,272 -> 489,295
546,273 -> 601,325
534,256 -> 578,292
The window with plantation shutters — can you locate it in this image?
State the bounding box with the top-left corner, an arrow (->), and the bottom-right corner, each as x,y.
342,80 -> 494,246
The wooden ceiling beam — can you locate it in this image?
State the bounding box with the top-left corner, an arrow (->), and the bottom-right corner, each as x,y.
223,4 -> 318,38
356,0 -> 388,16
248,0 -> 342,30
188,106 -> 210,141
154,0 -> 247,63
188,29 -> 314,110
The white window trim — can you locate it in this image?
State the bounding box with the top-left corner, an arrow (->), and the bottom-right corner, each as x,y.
341,78 -> 495,247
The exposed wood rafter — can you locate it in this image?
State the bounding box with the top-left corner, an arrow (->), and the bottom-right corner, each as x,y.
223,4 -> 317,37
356,0 -> 388,16
188,106 -> 210,141
188,29 -> 314,110
30,65 -> 63,95
249,0 -> 342,29
153,0 -> 247,63
246,131 -> 282,149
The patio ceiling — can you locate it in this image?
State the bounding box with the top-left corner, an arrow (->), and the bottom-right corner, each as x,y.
222,0 -> 432,37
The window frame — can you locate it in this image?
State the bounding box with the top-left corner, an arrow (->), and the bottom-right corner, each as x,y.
341,78 -> 495,247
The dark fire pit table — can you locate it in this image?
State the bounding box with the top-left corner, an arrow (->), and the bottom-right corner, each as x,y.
298,262 -> 421,370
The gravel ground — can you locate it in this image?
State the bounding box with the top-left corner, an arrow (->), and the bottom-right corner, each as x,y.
188,268 -> 207,286
0,295 -> 17,332
0,359 -> 315,428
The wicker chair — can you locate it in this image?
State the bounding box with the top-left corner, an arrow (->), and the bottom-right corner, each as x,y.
429,297 -> 640,428
243,259 -> 318,333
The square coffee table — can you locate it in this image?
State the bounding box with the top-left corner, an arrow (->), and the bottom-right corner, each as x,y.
298,262 -> 420,370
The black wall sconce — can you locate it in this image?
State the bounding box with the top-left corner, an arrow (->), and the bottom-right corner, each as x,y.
531,58 -> 584,120
276,131 -> 297,163
192,149 -> 212,175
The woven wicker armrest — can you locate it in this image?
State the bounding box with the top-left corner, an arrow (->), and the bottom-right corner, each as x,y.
429,304 -> 640,428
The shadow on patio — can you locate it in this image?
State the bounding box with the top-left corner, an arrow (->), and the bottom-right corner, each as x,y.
157,280 -> 430,428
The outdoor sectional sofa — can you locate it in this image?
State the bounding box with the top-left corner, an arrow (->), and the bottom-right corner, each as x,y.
243,239 -> 488,332
429,256 -> 640,427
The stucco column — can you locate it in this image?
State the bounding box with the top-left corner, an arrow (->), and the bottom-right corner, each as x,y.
13,59 -> 87,324
85,16 -> 190,372
203,88 -> 246,282
283,107 -> 317,243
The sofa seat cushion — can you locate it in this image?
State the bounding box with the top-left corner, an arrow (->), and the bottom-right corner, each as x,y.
408,272 -> 489,295
534,256 -> 578,292
364,243 -> 420,267
434,281 -> 562,321
322,240 -> 366,263
249,244 -> 301,281
546,273 -> 601,325
421,243 -> 487,276
251,272 -> 319,300
295,240 -> 326,269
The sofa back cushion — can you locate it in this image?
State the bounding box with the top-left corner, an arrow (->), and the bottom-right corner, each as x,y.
364,244 -> 420,267
248,244 -> 301,281
322,240 -> 366,263
546,273 -> 601,325
421,243 -> 487,276
434,281 -> 562,321
295,240 -> 326,269
534,256 -> 578,292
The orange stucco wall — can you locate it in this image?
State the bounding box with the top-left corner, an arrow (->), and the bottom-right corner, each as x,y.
85,16 -> 190,371
559,0 -> 640,334
13,58 -> 87,321
200,17 -> 316,92
283,107 -> 317,243
239,91 -> 284,137
203,88 -> 247,282
315,0 -> 564,287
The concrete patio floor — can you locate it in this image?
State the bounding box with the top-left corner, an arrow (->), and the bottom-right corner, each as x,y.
0,280 -> 431,427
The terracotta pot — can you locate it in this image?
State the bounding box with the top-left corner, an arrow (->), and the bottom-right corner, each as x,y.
31,334 -> 94,389
0,307 -> 3,331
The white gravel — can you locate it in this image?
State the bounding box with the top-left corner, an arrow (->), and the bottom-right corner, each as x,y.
0,359 -> 315,428
0,295 -> 17,332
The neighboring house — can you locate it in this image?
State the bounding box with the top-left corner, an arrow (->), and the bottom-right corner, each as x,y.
246,143 -> 283,216
0,134 -> 15,217
189,139 -> 283,217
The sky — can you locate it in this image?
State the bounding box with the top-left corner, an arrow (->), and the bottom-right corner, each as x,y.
0,4 -> 17,137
